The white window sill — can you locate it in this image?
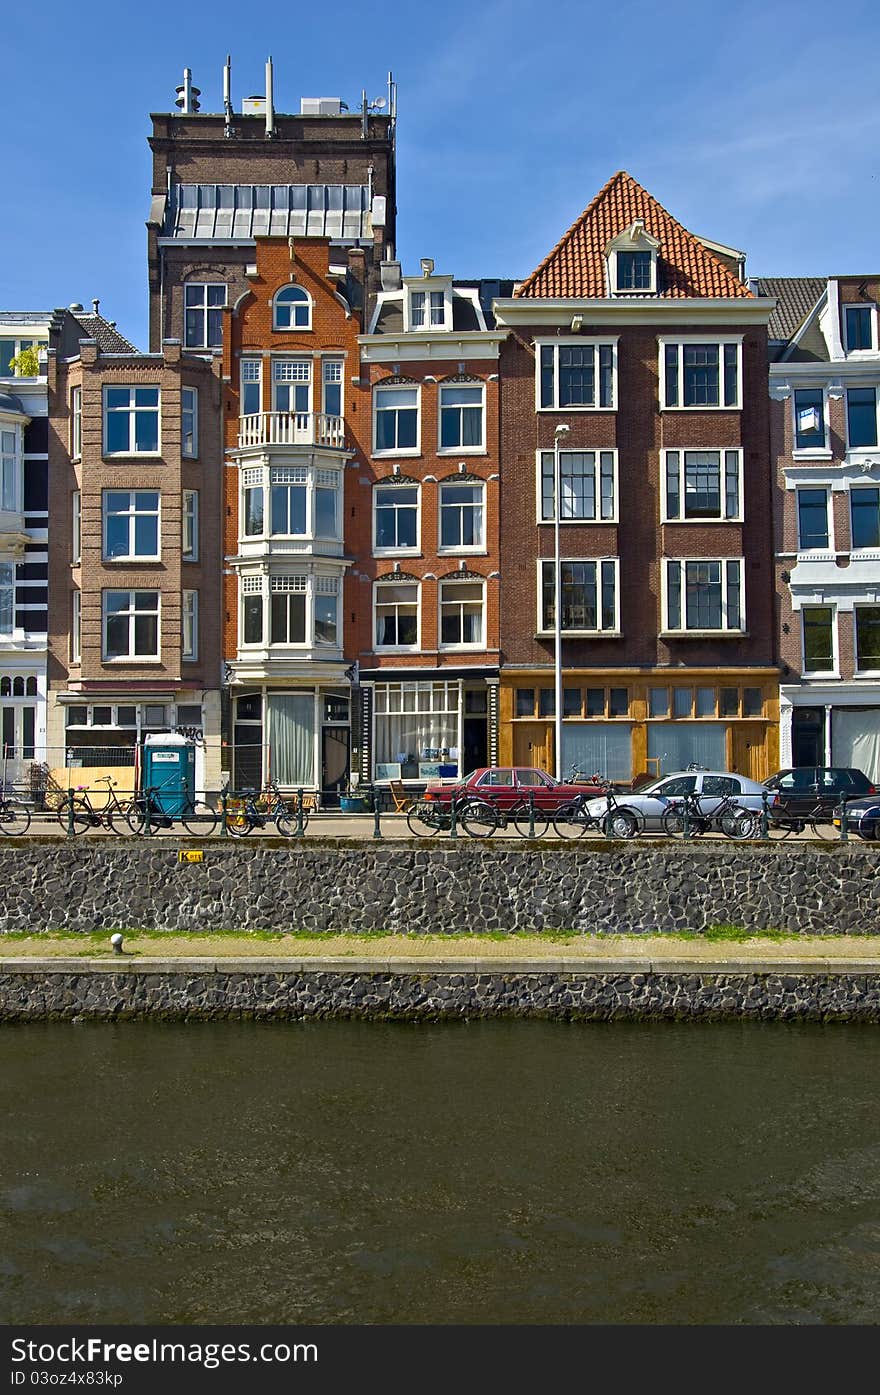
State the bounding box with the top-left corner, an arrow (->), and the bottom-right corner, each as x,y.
439,645 -> 485,653
102,453 -> 163,461
102,557 -> 162,565
854,669 -> 880,679
660,405 -> 741,413
661,629 -> 747,639
845,449 -> 880,461
792,448 -> 832,460
437,547 -> 487,556
373,646 -> 421,654
372,450 -> 421,460
536,630 -> 621,639
373,548 -> 421,558
537,517 -> 617,526
537,406 -> 616,415
850,548 -> 880,560
795,550 -> 836,561
802,670 -> 839,680
436,447 -> 487,457
101,657 -> 163,665
661,516 -> 742,525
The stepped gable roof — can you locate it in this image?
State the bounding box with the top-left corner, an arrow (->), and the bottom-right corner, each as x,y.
516,171 -> 752,300
751,276 -> 825,343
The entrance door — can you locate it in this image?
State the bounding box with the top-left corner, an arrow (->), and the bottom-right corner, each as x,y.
321,726 -> 349,806
513,722 -> 553,775
462,716 -> 487,777
792,707 -> 825,767
730,723 -> 766,781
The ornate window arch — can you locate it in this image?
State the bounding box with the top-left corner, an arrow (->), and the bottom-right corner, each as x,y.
273,284 -> 312,330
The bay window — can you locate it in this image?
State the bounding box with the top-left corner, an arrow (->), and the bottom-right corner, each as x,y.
0,562 -> 13,635
661,340 -> 741,409
241,465 -> 340,541
270,576 -> 307,643
539,559 -> 618,633
538,340 -> 616,410
540,450 -> 616,521
0,429 -> 17,512
239,574 -> 340,650
664,558 -> 744,633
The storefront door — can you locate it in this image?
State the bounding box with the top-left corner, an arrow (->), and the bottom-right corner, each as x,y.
321,726 -> 349,806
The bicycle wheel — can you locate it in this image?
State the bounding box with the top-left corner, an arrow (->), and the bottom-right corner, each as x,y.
274,806 -> 309,837
511,803 -> 550,838
0,800 -> 31,835
406,800 -> 445,836
181,801 -> 218,836
460,799 -> 499,838
124,796 -> 155,835
604,806 -> 643,839
809,812 -> 836,840
661,805 -> 686,837
56,796 -> 94,835
719,809 -> 757,839
225,805 -> 254,836
552,803 -> 591,839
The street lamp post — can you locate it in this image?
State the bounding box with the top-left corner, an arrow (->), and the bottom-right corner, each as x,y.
553,422 -> 570,778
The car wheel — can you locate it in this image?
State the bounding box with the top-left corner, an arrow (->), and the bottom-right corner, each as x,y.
603,808 -> 640,839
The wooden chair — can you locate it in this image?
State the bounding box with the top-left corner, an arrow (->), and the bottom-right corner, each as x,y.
387,780 -> 414,813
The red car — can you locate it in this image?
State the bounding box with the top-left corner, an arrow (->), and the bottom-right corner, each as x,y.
422,766 -> 607,812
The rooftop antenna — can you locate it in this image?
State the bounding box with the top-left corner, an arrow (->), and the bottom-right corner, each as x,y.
223,54 -> 233,136
361,88 -> 386,138
265,56 -> 275,138
174,68 -> 201,114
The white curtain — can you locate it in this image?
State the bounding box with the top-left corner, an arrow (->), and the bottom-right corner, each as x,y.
375,713 -> 457,764
831,708 -> 880,781
562,725 -> 632,781
647,723 -> 726,774
268,694 -> 314,786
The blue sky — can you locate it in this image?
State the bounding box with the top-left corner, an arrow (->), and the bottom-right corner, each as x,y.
2,0 -> 879,348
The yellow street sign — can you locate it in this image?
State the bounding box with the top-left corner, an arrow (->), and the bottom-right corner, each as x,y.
178,849 -> 205,863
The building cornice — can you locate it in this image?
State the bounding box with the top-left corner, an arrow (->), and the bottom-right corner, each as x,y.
493,297 -> 774,327
358,331 -> 505,363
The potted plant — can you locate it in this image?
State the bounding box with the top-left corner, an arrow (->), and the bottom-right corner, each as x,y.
339,772 -> 369,813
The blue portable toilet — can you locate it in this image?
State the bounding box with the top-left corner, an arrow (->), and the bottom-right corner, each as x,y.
142,733 -> 195,818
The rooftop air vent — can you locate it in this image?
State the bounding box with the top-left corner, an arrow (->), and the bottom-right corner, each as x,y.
300,98 -> 346,116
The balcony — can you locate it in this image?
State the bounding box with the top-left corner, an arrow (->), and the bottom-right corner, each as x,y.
238,411 -> 347,451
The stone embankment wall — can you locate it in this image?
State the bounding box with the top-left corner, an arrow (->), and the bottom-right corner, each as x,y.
0,838 -> 878,935
2,964 -> 880,1021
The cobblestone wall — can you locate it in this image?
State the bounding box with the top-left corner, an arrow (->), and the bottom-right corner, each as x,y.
2,967 -> 880,1020
1,838 -> 879,935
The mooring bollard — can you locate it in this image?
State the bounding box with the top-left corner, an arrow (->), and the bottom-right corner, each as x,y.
449,796 -> 458,839
760,788 -> 770,841
605,788 -> 613,839
838,798 -> 848,843
527,788 -> 536,839
296,787 -> 305,838
372,784 -> 382,840
219,787 -> 228,838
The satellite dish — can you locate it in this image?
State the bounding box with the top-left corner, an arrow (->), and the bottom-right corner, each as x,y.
372,97 -> 387,109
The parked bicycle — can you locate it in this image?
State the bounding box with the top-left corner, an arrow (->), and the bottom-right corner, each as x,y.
661,789 -> 756,839
552,787 -> 646,839
0,787 -> 32,835
406,790 -> 498,838
768,798 -> 836,840
55,776 -> 144,835
223,782 -> 307,837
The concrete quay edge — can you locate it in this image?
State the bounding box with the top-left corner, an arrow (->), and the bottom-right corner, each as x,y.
3,956 -> 880,976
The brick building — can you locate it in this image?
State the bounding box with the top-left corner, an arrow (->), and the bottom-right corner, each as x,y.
46,319 -> 224,793
355,262 -> 509,786
755,274 -> 880,777
494,172 -> 779,782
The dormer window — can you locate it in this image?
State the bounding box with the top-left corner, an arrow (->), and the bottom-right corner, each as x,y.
605,220 -> 660,297
411,290 -> 445,328
844,303 -> 878,353
404,274 -> 453,331
273,284 -> 312,331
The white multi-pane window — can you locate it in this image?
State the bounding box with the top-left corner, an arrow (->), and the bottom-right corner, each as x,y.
410,290 -> 446,328
103,590 -> 160,660
374,385 -> 419,453
72,491 -> 81,564
662,450 -> 741,521
268,577 -> 304,646
240,575 -> 264,645
0,429 -> 17,512
539,450 -> 616,522
182,387 -> 198,456
539,559 -> 619,633
71,386 -> 82,459
314,469 -> 338,540
103,491 -> 160,561
240,574 -> 339,649
374,483 -> 419,552
183,590 -> 198,660
664,559 -> 744,633
71,589 -> 81,663
439,384 -> 484,450
660,339 -> 742,409
375,581 -> 419,648
272,359 -> 311,413
244,465 -> 339,540
273,285 -> 312,330
183,490 -> 199,561
242,467 -> 265,537
439,580 -> 484,648
184,283 -> 226,348
0,561 -> 13,635
439,482 -> 484,549
103,387 -> 160,455
373,681 -> 460,767
322,359 -> 343,417
537,341 -> 616,410
270,467 -> 308,535
241,359 -> 262,416
313,575 -> 339,646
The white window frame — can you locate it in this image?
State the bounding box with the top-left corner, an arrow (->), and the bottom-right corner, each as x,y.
102,490 -> 161,562
241,358 -> 262,417
844,303 -> 879,355
659,336 -> 743,411
662,557 -> 745,635
71,386 -> 82,460
71,589 -> 81,664
438,382 -> 485,453
373,580 -> 421,652
182,386 -> 198,457
183,489 -> 199,561
102,589 -> 161,662
850,484 -> 880,555
183,590 -> 198,661
244,465 -> 340,543
853,604 -> 880,675
611,247 -> 657,295
405,282 -> 452,331
791,386 -> 831,457
72,490 -> 81,564
800,604 -> 839,678
438,480 -> 486,553
660,448 -> 742,523
438,578 -> 485,650
0,561 -> 15,637
537,449 -> 618,524
321,358 -> 344,419
373,383 -> 420,456
183,282 -> 226,349
103,386 -> 161,456
845,385 -> 880,452
272,358 -> 312,414
795,484 -> 834,555
536,557 -> 620,636
239,576 -> 265,649
535,338 -> 618,412
373,482 -> 420,556
0,426 -> 20,513
273,284 -> 312,332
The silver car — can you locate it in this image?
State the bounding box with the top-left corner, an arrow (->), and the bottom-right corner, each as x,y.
583,769 -> 768,837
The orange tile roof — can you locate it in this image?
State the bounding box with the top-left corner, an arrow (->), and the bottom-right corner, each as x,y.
516,171 -> 752,300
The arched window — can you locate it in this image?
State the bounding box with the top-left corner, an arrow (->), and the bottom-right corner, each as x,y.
26,676 -> 37,696
12,676 -> 24,696
274,285 -> 312,331
0,678 -> 9,697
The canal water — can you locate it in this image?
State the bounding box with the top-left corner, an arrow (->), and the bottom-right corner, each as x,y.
2,1020 -> 879,1325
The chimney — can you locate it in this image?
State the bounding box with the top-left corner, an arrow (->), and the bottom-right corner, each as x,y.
92,299 -> 100,315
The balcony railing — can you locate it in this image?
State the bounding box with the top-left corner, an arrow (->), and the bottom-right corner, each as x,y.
238,411 -> 347,450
